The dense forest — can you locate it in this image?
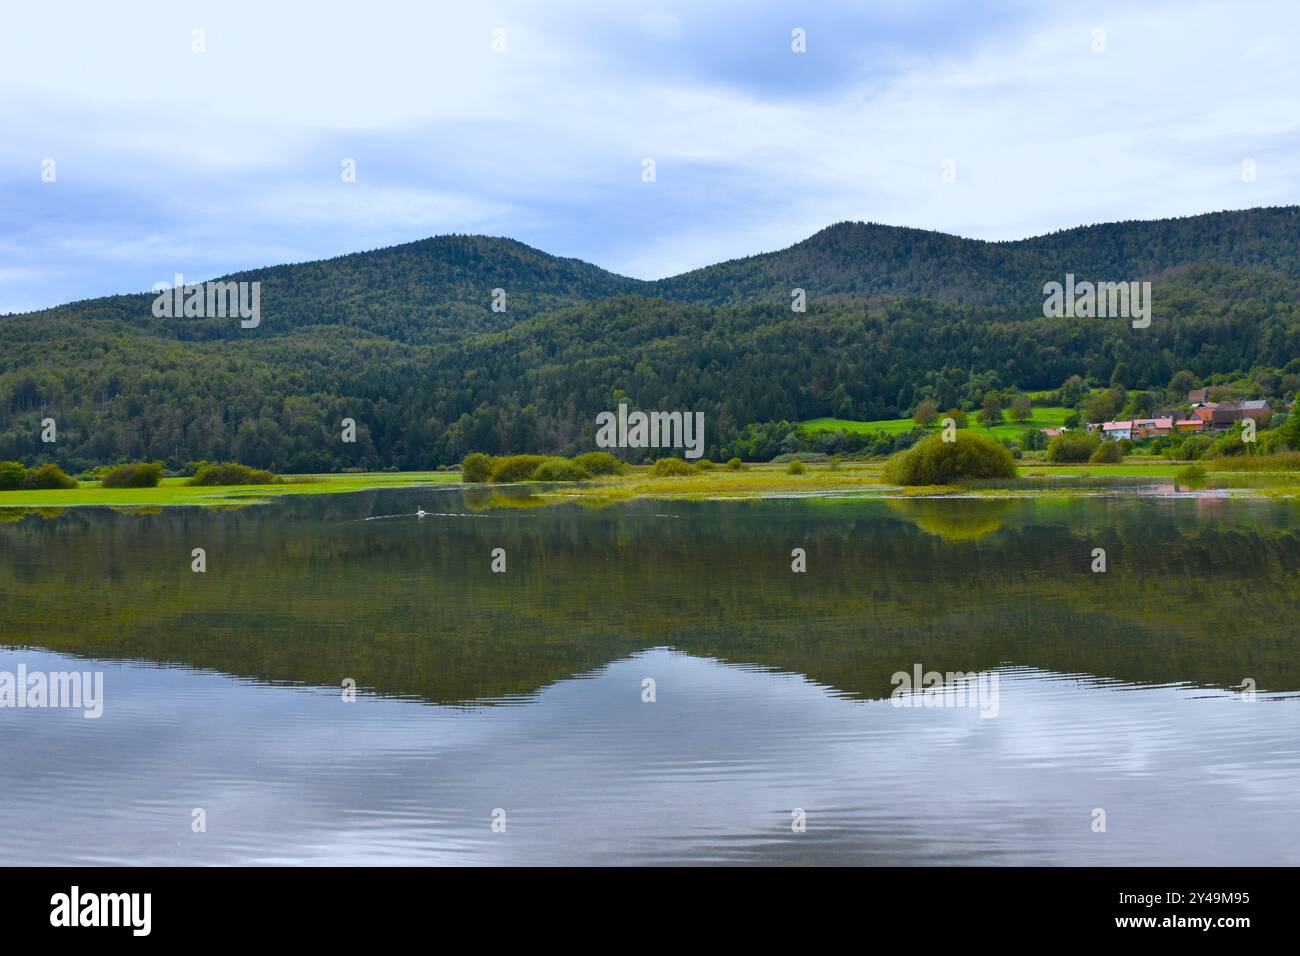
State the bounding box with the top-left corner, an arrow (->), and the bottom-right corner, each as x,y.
3,207 -> 1299,471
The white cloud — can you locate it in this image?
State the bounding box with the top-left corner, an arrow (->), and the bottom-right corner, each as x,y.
0,0 -> 1297,305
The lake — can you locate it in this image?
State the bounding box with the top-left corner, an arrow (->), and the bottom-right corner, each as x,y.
2,488 -> 1299,865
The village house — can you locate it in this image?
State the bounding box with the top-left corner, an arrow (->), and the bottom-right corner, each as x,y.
1085,402 -> 1272,440
1132,417 -> 1174,439
1210,399 -> 1272,428
1087,413 -> 1204,440
1101,420 -> 1133,441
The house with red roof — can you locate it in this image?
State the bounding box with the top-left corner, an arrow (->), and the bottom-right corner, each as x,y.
1132,417 -> 1174,438
1101,421 -> 1134,440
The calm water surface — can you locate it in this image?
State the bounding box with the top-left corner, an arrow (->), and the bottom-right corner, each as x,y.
2,489 -> 1298,865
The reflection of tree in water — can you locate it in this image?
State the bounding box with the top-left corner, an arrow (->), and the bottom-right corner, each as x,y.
4,493 -> 1300,701
886,498 -> 1014,542
461,485 -> 556,511
460,486 -> 621,512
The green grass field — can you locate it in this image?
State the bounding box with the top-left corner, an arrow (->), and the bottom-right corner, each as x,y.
1019,463 -> 1182,477
0,471 -> 461,509
802,406 -> 1074,442
4,454 -> 1296,512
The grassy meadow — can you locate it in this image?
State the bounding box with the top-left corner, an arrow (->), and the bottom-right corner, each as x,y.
6,455 -> 1300,513
0,471 -> 461,509
801,406 -> 1074,442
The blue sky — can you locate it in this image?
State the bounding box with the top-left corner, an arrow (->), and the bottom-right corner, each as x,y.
2,0 -> 1298,313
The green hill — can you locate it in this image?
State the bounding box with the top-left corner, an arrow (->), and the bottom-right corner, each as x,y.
10,234 -> 647,344
653,206 -> 1300,308
2,207 -> 1299,470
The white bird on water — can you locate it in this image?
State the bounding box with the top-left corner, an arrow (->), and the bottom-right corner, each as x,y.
416,509 -> 428,519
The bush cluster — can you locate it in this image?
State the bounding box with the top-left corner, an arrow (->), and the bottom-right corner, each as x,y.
531,458 -> 591,482
461,451 -> 631,483
0,461 -> 79,490
101,461 -> 164,488
1046,431 -> 1100,463
882,432 -> 1017,485
650,458 -> 695,477
571,452 -> 626,476
186,462 -> 278,486
1089,441 -> 1123,464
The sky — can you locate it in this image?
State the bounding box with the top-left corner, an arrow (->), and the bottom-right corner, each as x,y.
1,0 -> 1298,314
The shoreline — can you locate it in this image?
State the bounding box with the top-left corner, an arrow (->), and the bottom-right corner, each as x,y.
3,461 -> 1300,511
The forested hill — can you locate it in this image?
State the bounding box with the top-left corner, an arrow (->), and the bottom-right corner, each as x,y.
10,205 -> 1300,333
12,205 -> 1300,335
11,234 -> 648,344
2,206 -> 1299,470
653,206 -> 1300,307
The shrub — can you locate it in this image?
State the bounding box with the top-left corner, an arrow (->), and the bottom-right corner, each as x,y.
651,457 -> 695,477
786,460 -> 807,474
23,463 -> 78,489
489,455 -> 548,483
1258,429 -> 1289,455
187,462 -> 278,486
1210,430 -> 1249,457
530,458 -> 590,482
882,432 -> 1016,485
726,457 -> 743,470
0,461 -> 25,491
1282,410 -> 1300,450
1047,431 -> 1100,463
571,451 -> 626,476
101,462 -> 164,488
461,453 -> 492,483
1089,441 -> 1123,464
1178,434 -> 1213,461
694,459 -> 716,471
1176,464 -> 1209,487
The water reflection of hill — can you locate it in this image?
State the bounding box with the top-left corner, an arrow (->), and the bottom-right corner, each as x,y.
2,490 -> 1298,703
